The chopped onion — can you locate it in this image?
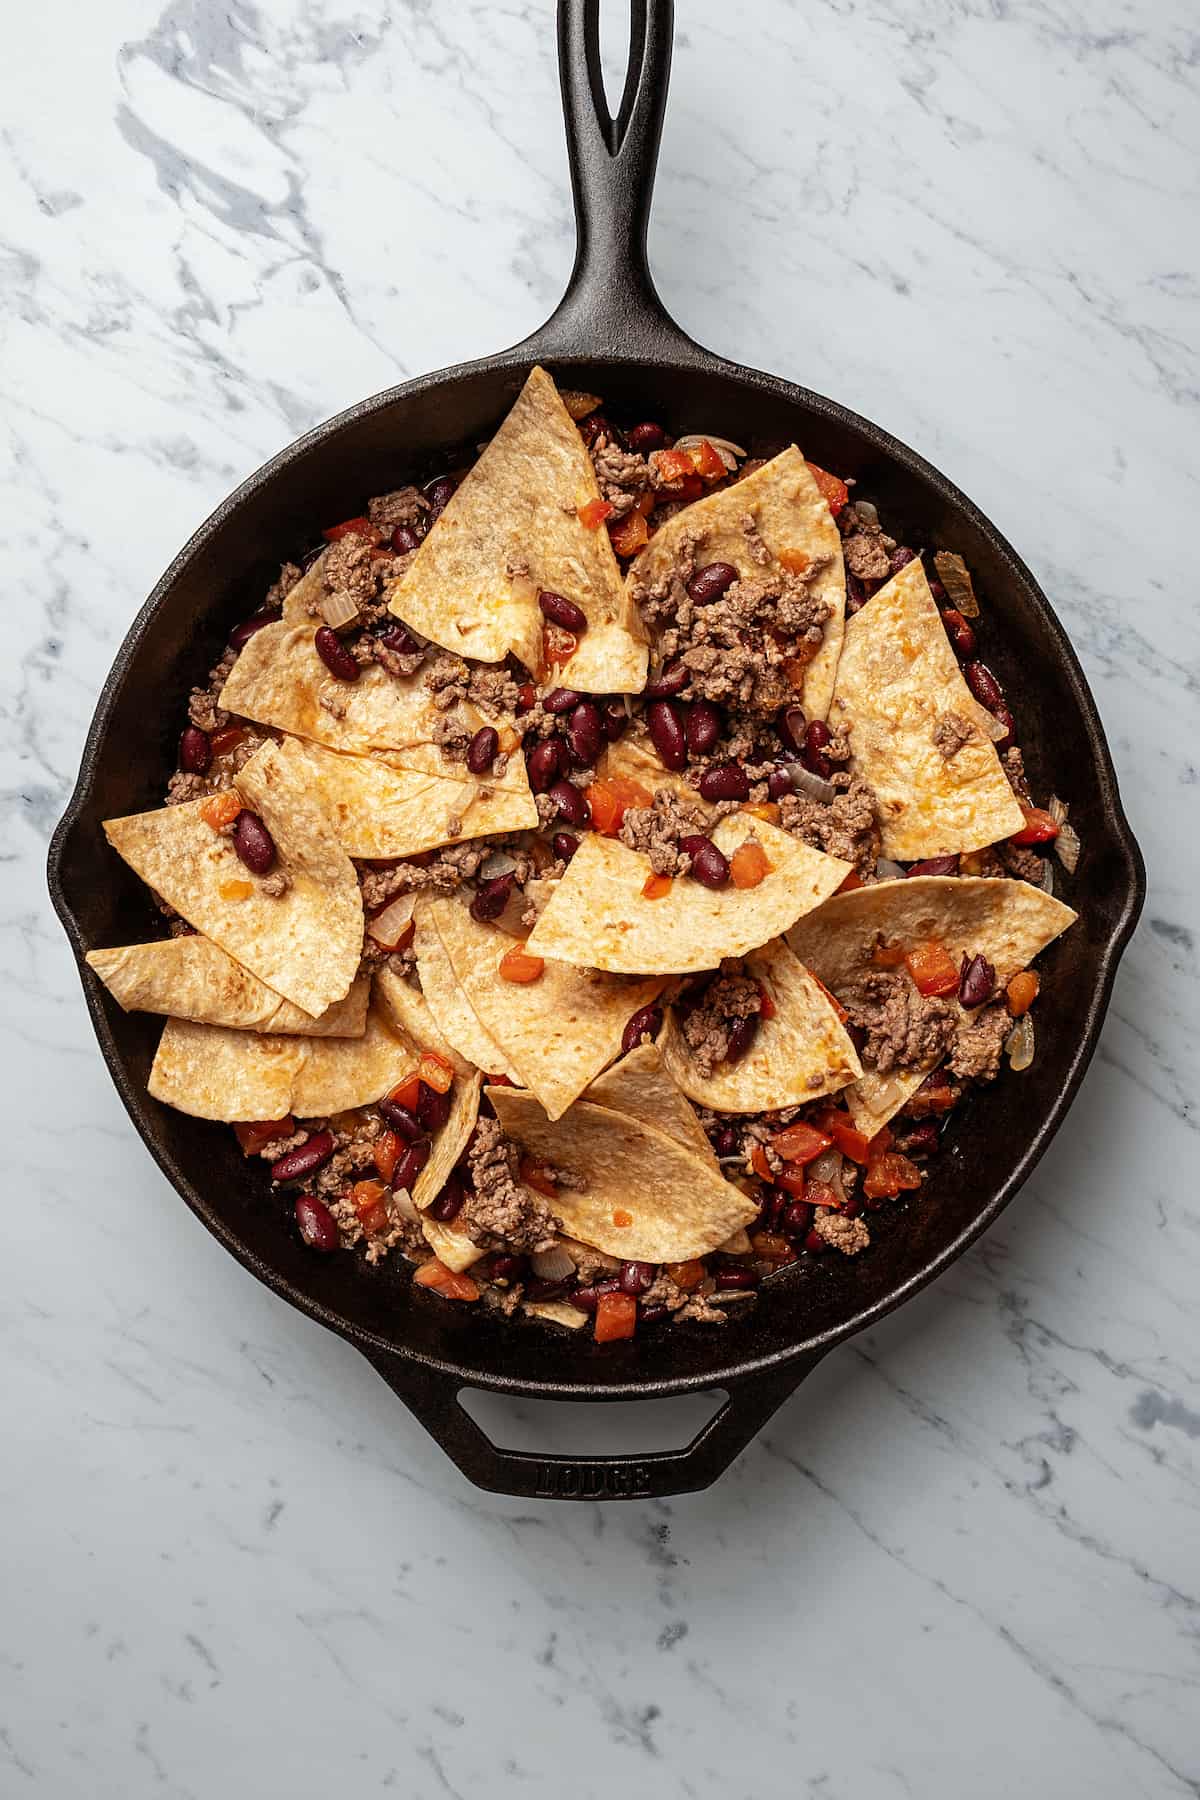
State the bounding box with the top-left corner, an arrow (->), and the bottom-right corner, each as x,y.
1039,860 -> 1056,895
531,1245 -> 575,1282
709,1288 -> 756,1306
1048,794 -> 1070,825
852,499 -> 879,528
717,1154 -> 748,1166
478,850 -> 518,881
808,1148 -> 847,1206
785,761 -> 837,804
933,550 -> 980,618
1005,1013 -> 1036,1072
367,892 -> 416,950
875,857 -> 906,881
561,389 -> 602,421
1054,820 -> 1081,874
320,590 -> 361,630
977,708 -> 1008,742
672,433 -> 747,470
391,1187 -> 419,1224
718,1226 -> 752,1254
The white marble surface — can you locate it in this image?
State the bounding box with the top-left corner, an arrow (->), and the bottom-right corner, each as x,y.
4,0 -> 1198,1793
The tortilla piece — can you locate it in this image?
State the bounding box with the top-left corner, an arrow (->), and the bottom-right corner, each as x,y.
425,898 -> 664,1120
598,733 -> 709,813
281,551 -> 329,622
626,446 -> 846,719
86,938 -> 370,1037
828,560 -> 1026,858
374,964 -> 474,1078
412,1071 -> 483,1212
263,735 -> 536,859
525,814 -> 850,975
487,1088 -> 758,1263
387,366 -> 646,692
661,938 -> 863,1113
104,743 -> 361,1018
787,875 -> 1078,1131
412,902 -> 519,1080
420,1219 -> 486,1274
585,1043 -> 719,1171
290,1001 -> 419,1117
522,1299 -> 587,1331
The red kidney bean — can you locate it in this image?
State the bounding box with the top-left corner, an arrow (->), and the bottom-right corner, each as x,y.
548,778 -> 591,828
890,546 -> 917,574
992,704 -> 1015,752
957,952 -> 996,1009
378,1097 -> 423,1141
566,701 -> 603,768
711,1125 -> 739,1157
538,589 -> 587,634
906,855 -> 959,877
542,686 -> 581,714
685,699 -> 723,757
941,608 -> 976,658
841,1195 -> 863,1218
845,571 -> 869,614
423,475 -> 457,519
767,766 -> 794,801
470,872 -> 514,923
757,1190 -> 785,1233
899,1121 -> 940,1157
782,1199 -> 813,1237
698,763 -> 750,803
527,737 -> 562,793
715,1265 -> 757,1290
638,1304 -> 668,1325
314,626 -> 361,682
295,1193 -> 339,1252
680,834 -> 730,889
963,660 -> 1005,714
393,1139 -> 431,1192
391,523 -> 424,554
271,1131 -> 335,1183
229,608 -> 280,650
626,421 -> 666,453
801,719 -> 833,778
526,1276 -> 572,1302
619,1260 -> 656,1296
569,1278 -> 622,1314
552,831 -> 579,864
601,699 -> 629,742
777,705 -> 808,754
927,577 -> 948,605
803,1228 -> 828,1254
427,1174 -> 465,1222
621,1003 -> 663,1056
466,725 -> 499,775
643,661 -> 689,699
233,810 -> 276,875
179,726 -> 212,774
724,1012 -> 758,1061
375,621 -> 421,656
647,699 -> 687,770
686,561 -> 738,605
845,1019 -> 868,1056
416,1081 -> 450,1134
576,412 -> 615,448
486,1252 -> 527,1283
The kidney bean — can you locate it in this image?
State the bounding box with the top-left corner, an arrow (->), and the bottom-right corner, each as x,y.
416,1081 -> 450,1134
466,725 -> 499,775
724,1012 -> 758,1061
958,952 -> 996,1009
801,719 -> 833,778
314,626 -> 360,682
601,699 -> 629,742
803,1228 -> 828,1254
271,1131 -> 335,1183
233,810 -> 276,875
391,523 -> 423,554
890,545 -> 917,574
552,831 -> 579,864
698,763 -> 750,803
542,686 -> 581,714
906,855 -> 959,877
992,704 -> 1016,752
711,1125 -> 739,1157
680,834 -> 730,889
576,412 -> 615,449
845,571 -> 868,614
757,1189 -> 785,1233
526,1276 -> 572,1302
295,1193 -> 339,1252
643,661 -> 688,699
899,1121 -> 940,1158
393,1139 -> 431,1193
686,561 -> 738,605
927,577 -> 947,605
375,621 -> 421,656
527,737 -> 562,793
486,1253 -> 527,1283
715,1265 -> 757,1290
423,475 -> 458,519
569,1278 -> 621,1314
427,1174 -> 465,1223
621,1003 -> 663,1056
470,872 -> 514,923
963,660 -> 1005,714
229,608 -> 280,650
566,701 -> 603,768
778,705 -> 808,754
685,699 -> 723,757
941,608 -> 976,658
538,589 -> 587,634
767,766 -> 794,801
179,726 -> 212,775
377,1097 -> 423,1141
619,1260 -> 656,1296
548,778 -> 591,828
782,1199 -> 813,1237
626,421 -> 666,453
647,700 -> 687,770
638,1304 -> 668,1325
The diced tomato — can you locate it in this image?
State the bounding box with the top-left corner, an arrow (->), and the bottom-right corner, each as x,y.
688,438 -> 727,481
499,945 -> 545,984
542,624 -> 578,669
516,681 -> 536,712
863,1151 -> 922,1201
665,1258 -> 705,1291
837,868 -> 864,894
608,511 -> 649,557
774,1165 -> 811,1197
577,498 -> 614,530
749,1231 -> 796,1265
811,1108 -> 872,1165
868,1123 -> 894,1156
750,1144 -> 774,1182
758,985 -> 777,1021
372,1130 -> 402,1183
1006,970 -> 1040,1016
594,1291 -> 638,1341
809,972 -> 849,1023
1010,806 -> 1060,847
739,802 -> 780,825
208,725 -> 247,758
519,1158 -> 558,1199
904,939 -> 960,997
323,515 -> 382,543
903,1074 -> 957,1118
586,775 -> 654,836
805,462 -> 850,517
414,1259 -> 480,1301
200,791 -> 242,830
385,1073 -> 422,1113
778,547 -> 811,575
676,473 -> 705,501
771,1121 -> 833,1165
417,1051 -> 454,1094
234,1116 -> 294,1156
349,1180 -> 391,1236
641,872 -> 673,900
654,447 -> 694,485
635,489 -> 656,517
486,1072 -> 516,1087
804,1178 -> 841,1211
871,938 -> 907,968
730,839 -> 772,889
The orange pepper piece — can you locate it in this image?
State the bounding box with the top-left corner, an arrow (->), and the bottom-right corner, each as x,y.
1006,970 -> 1040,1016
417,1051 -> 454,1094
641,872 -> 673,900
665,1259 -> 705,1291
498,945 -> 545,984
414,1260 -> 480,1301
587,775 -> 653,836
805,462 -> 849,517
577,498 -> 613,529
200,791 -> 242,831
594,1292 -> 637,1341
608,511 -> 649,557
771,1122 -> 834,1164
730,839 -> 772,889
904,939 -> 961,997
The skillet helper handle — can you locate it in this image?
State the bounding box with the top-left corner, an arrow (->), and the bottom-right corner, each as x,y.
362,1352 -> 817,1500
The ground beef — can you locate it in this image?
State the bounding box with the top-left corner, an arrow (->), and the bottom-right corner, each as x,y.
188,646 -> 238,734
591,436 -> 651,518
433,713 -> 470,762
311,1117 -> 384,1201
357,841 -> 492,909
370,633 -> 426,679
259,869 -> 291,898
368,486 -> 428,530
740,512 -> 773,567
840,506 -> 896,583
639,1271 -> 727,1324
468,665 -> 522,718
323,531 -> 380,612
253,1126 -> 308,1161
947,1003 -> 1011,1083
618,786 -> 708,874
264,561 -> 302,609
680,973 -> 762,1079
1003,746 -> 1033,805
165,770 -> 210,805
425,653 -> 470,707
459,1118 -> 560,1253
779,775 -> 880,878
1000,841 -> 1047,883
842,970 -> 958,1075
932,710 -> 973,760
813,1208 -> 871,1254
566,1242 -> 621,1283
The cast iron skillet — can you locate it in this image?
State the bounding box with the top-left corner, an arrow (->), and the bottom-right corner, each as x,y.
48,0 -> 1144,1500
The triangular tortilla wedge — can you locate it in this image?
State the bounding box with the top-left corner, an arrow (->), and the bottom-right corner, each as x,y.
585,1043 -> 718,1170
86,937 -> 369,1037
412,901 -> 519,1080
661,937 -> 862,1113
787,875 -> 1077,1131
424,897 -> 665,1121
374,963 -> 475,1078
387,367 -> 647,692
525,814 -> 850,975
626,446 -> 846,719
258,735 -> 536,859
104,741 -> 362,1018
413,1073 -> 486,1271
828,560 -> 1025,859
487,1087 -> 758,1262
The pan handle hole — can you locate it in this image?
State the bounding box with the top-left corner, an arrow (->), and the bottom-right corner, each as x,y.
459,1387 -> 727,1456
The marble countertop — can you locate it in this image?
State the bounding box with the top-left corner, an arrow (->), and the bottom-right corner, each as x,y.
5,0 -> 1197,1793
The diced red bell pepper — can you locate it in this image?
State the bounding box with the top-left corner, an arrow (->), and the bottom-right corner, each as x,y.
836,867 -> 864,894
608,511 -> 649,557
417,1051 -> 454,1094
774,1165 -> 811,1197
811,1108 -> 872,1165
414,1260 -> 480,1301
577,498 -> 613,530
372,1131 -> 402,1184
904,939 -> 961,997
771,1121 -> 834,1164
234,1117 -> 295,1156
594,1291 -> 638,1341
688,438 -> 727,481
750,1144 -> 774,1182
323,515 -> 381,543
585,775 -> 653,836
385,1074 -> 422,1113
863,1151 -> 922,1200
1010,806 -> 1060,846
654,447 -> 694,485
757,985 -> 777,1021
641,872 -> 673,900
805,462 -> 850,517
519,1158 -> 558,1198
542,624 -> 577,669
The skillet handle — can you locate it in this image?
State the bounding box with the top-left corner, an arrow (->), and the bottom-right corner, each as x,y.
361,1351 -> 818,1500
520,0 -> 702,363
